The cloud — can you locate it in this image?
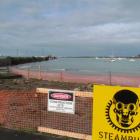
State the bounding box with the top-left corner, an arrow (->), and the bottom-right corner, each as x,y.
0,0 -> 140,56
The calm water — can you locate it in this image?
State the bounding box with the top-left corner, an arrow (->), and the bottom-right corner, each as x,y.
18,58 -> 140,75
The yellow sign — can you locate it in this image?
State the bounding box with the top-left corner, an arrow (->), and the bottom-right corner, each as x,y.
92,85 -> 140,140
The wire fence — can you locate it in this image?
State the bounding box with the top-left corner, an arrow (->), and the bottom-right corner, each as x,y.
1,66 -> 140,139
0,89 -> 92,139
9,66 -> 140,87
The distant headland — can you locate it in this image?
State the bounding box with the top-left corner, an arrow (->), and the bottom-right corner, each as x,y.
0,56 -> 56,67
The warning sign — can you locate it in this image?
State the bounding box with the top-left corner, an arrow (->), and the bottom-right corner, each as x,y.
48,89 -> 75,114
92,85 -> 140,140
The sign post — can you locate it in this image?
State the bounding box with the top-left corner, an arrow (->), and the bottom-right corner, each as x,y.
92,85 -> 140,140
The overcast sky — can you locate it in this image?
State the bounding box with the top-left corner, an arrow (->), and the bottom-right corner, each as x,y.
0,0 -> 140,56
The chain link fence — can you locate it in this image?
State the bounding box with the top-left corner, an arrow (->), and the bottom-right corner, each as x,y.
0,89 -> 92,139
9,66 -> 140,87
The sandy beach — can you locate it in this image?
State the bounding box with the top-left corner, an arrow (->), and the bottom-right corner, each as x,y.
9,66 -> 140,87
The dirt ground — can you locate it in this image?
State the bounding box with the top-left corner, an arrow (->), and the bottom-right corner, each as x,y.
0,77 -> 92,92
0,66 -> 92,91
0,128 -> 76,140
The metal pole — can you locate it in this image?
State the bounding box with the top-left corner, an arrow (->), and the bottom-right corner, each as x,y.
27,68 -> 30,80
109,71 -> 112,85
39,65 -> 41,79
60,71 -> 63,81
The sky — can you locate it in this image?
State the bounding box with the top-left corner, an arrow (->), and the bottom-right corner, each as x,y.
0,0 -> 140,57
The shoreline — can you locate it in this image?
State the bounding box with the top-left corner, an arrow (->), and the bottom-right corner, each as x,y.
1,56 -> 140,89
9,66 -> 140,87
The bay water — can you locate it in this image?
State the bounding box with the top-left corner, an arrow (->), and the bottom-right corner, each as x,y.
17,58 -> 140,76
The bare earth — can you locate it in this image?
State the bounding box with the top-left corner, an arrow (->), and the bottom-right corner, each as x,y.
0,78 -> 92,91
0,128 -> 75,140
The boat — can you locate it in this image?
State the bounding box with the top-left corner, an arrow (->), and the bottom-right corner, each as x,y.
129,59 -> 135,62
117,57 -> 123,61
110,59 -> 116,62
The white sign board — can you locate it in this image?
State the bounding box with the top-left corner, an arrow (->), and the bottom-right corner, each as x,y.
48,89 -> 75,114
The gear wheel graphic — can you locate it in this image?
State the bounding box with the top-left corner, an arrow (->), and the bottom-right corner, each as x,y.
105,100 -> 140,133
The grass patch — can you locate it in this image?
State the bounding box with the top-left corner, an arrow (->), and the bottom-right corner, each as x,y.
0,73 -> 22,79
